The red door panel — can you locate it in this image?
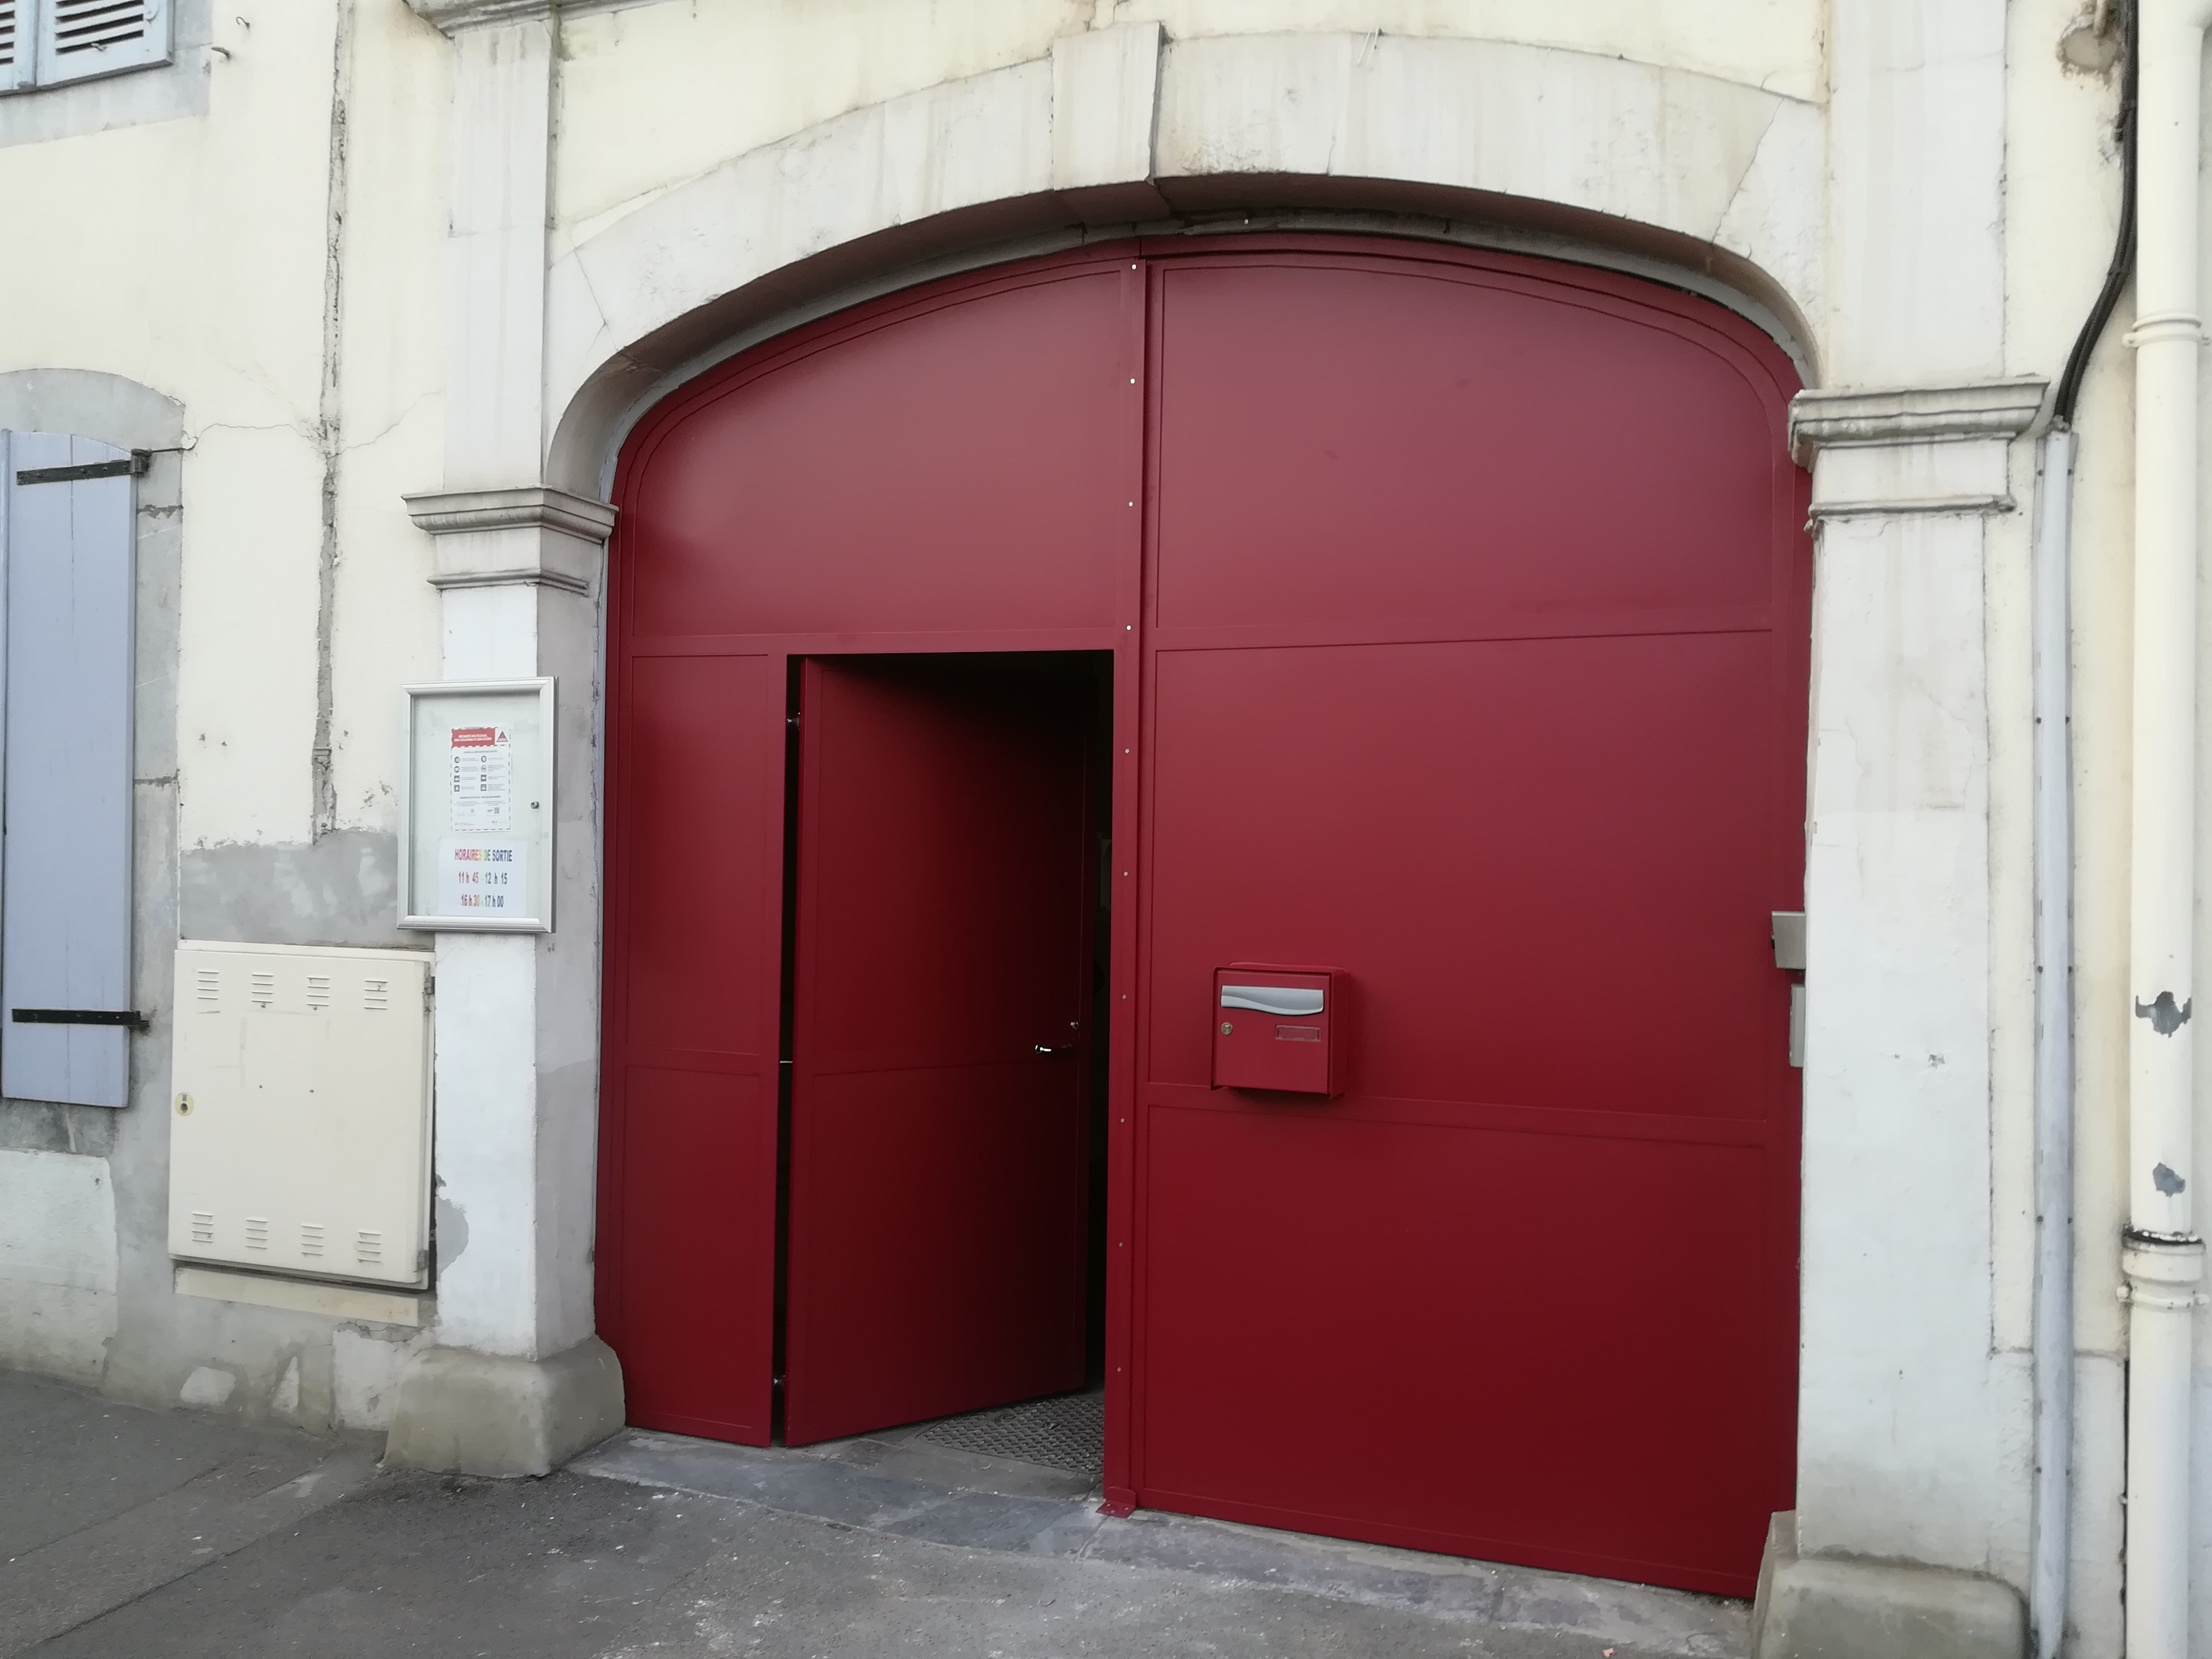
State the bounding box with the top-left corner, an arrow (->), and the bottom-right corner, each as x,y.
1151,258 -> 1784,636
1143,636 -> 1785,1115
1134,253 -> 1804,1595
1141,1106 -> 1771,1583
610,1068 -> 776,1440
622,269 -> 1135,642
603,257 -> 1135,1447
783,657 -> 1093,1445
1138,635 -> 1793,1586
598,653 -> 784,1443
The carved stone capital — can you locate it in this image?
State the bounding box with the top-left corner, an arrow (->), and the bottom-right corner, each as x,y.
406,486 -> 617,541
1789,379 -> 2048,520
1787,378 -> 2048,468
404,486 -> 617,593
408,0 -> 661,32
406,0 -> 557,32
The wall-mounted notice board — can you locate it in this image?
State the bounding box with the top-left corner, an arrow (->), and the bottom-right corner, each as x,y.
399,679 -> 555,932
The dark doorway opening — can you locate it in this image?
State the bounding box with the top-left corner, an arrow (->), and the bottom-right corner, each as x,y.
772,652 -> 1112,1448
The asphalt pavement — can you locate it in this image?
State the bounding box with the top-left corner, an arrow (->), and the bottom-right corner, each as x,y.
0,1370 -> 1749,1658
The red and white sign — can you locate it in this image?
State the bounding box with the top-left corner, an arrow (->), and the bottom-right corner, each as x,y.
449,724 -> 513,832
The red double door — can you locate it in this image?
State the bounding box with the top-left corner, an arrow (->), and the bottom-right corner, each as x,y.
599,238 -> 1809,1596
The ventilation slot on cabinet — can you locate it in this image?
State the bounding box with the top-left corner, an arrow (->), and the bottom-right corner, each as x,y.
305,975 -> 332,1011
189,1210 -> 214,1245
243,1217 -> 269,1251
249,972 -> 275,1007
300,1224 -> 324,1259
354,1230 -> 383,1265
0,3 -> 16,72
51,0 -> 152,59
194,967 -> 220,1009
362,978 -> 389,1012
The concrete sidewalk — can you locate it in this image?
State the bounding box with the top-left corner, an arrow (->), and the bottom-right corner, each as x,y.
0,1371 -> 1749,1658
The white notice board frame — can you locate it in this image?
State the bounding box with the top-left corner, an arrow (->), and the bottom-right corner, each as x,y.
399,679 -> 555,932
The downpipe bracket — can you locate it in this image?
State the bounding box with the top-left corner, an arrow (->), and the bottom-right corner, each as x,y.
2119,1230 -> 2205,1304
2121,310 -> 2209,347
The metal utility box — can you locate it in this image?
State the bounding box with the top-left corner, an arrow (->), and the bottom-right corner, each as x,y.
168,942 -> 434,1289
1212,967 -> 1343,1096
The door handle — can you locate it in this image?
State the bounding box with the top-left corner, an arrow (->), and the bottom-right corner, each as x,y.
1032,1044 -> 1075,1058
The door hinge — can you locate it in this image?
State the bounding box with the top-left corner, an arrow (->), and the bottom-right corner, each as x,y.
1769,911 -> 1806,973
1771,911 -> 1806,1069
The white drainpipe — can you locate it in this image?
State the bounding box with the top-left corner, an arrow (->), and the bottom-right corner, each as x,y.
2124,4 -> 2211,1655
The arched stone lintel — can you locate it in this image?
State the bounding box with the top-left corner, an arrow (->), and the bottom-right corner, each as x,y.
544,28 -> 1822,498
0,368 -> 185,454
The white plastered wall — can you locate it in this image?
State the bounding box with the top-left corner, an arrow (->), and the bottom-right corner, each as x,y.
1997,14 -> 2212,1659
0,0 -> 2185,1632
0,0 -> 447,866
548,0 -> 1823,259
0,0 -> 450,1427
1999,6 -> 2139,1655
1792,0 -> 2028,1585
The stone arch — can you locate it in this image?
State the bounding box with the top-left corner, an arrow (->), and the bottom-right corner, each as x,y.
0,368 -> 184,455
544,27 -> 1821,496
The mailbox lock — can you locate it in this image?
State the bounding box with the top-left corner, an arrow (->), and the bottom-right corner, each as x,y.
1220,1022 -> 1234,1036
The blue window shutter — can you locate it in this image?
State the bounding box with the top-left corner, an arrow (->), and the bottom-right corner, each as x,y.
1,431 -> 134,1108
34,1 -> 171,88
0,2 -> 28,95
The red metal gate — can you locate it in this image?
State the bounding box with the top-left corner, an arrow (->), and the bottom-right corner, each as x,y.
597,237 -> 1807,1595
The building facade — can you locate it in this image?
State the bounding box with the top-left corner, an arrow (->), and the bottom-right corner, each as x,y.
0,2 -> 2201,1655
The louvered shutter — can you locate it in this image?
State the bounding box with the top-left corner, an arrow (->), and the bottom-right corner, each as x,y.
0,2 -> 27,94
33,0 -> 169,87
0,433 -> 135,1108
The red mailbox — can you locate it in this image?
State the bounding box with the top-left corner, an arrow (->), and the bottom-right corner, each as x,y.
1211,966 -> 1345,1097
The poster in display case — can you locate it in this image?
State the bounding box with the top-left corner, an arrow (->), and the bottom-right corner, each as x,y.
399,679 -> 555,932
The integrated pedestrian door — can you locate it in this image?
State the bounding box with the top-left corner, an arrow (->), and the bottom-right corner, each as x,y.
596,238 -> 1809,1597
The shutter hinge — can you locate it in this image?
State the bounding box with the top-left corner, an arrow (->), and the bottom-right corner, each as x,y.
12,1007 -> 151,1032
14,452 -> 151,486
423,972 -> 435,1011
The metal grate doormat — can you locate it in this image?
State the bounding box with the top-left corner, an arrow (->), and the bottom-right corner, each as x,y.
916,1390 -> 1104,1477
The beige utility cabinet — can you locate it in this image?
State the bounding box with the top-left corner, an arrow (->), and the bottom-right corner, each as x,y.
168,942 -> 433,1289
